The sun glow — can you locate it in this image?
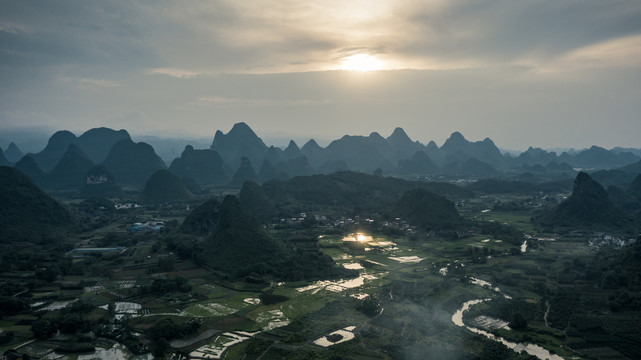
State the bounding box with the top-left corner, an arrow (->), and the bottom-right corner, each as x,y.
342,233 -> 373,242
340,54 -> 383,72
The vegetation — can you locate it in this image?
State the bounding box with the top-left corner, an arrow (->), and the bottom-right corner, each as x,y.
139,169 -> 193,204
0,166 -> 76,243
1,131 -> 640,359
537,172 -> 635,231
394,188 -> 462,230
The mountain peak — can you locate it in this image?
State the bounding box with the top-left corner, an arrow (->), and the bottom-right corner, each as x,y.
303,139 -> 320,149
388,127 -> 411,142
441,131 -> 469,151
369,132 -> 385,141
230,122 -> 257,136
286,140 -> 300,152
448,131 -> 466,142
539,171 -> 632,229
211,123 -> 268,168
50,130 -> 77,143
5,142 -> 24,163
283,140 -> 303,161
140,169 -> 192,204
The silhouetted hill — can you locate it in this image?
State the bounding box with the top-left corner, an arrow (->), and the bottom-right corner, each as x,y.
323,133 -> 391,172
535,178 -> 575,193
169,145 -> 230,185
396,150 -> 438,175
394,189 -> 462,230
386,127 -> 424,160
210,122 -> 268,170
538,172 -> 633,230
49,144 -> 95,189
517,147 -> 559,166
284,156 -> 314,177
229,157 -> 258,187
620,160 -> 641,174
180,199 -> 221,236
4,142 -> 23,163
28,128 -> 131,172
440,132 -> 504,168
283,140 -> 303,160
14,154 -> 48,187
101,139 -> 167,188
0,147 -> 10,166
181,177 -> 205,195
261,171 -> 472,215
258,159 -> 280,183
570,146 -> 639,169
607,186 -> 640,213
628,174 -> 641,200
264,146 -> 285,167
461,157 -> 497,176
31,130 -> 77,171
0,166 -> 75,243
300,139 -> 324,168
140,170 -> 193,204
317,160 -> 349,175
75,127 -> 131,163
182,196 -> 353,280
239,180 -> 278,222
200,195 -> 284,275
80,165 -> 122,197
590,170 -> 638,190
512,146 -> 639,170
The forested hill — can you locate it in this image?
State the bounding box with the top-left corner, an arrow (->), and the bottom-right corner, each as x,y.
179,195 -> 356,281
0,166 -> 75,243
537,172 -> 634,231
257,171 -> 471,215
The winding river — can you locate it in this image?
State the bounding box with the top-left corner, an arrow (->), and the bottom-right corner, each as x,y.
452,280 -> 564,360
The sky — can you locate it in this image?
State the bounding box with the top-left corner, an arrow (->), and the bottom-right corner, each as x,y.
1,0 -> 641,151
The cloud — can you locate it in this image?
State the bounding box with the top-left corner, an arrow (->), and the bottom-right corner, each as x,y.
146,68 -> 204,78
58,77 -> 120,91
192,96 -> 332,108
2,1 -> 640,73
543,34 -> 641,72
142,0 -> 641,73
1,0 -> 640,151
0,0 -> 154,68
0,21 -> 32,34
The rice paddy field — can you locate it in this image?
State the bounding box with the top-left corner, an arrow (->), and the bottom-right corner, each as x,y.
2,193 -> 637,359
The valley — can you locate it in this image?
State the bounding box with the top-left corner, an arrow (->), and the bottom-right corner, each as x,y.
1,184 -> 639,359
1,124 -> 640,359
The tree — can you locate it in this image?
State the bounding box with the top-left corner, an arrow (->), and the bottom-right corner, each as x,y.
152,337 -> 169,358
509,312 -> 527,330
31,318 -> 56,339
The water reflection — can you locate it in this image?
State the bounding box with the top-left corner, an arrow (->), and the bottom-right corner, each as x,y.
453,281 -> 563,360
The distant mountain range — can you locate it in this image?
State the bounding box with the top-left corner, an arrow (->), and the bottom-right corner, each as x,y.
2,123 -> 641,192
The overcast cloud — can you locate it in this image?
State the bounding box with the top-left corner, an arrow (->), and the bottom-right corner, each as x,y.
1,0 -> 640,150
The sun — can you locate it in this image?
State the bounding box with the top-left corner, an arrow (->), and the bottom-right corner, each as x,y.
340,54 -> 383,72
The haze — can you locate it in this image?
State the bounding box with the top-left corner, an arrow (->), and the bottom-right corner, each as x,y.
1,0 -> 641,150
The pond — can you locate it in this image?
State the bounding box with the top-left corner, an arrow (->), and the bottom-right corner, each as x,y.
313,326 -> 357,347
